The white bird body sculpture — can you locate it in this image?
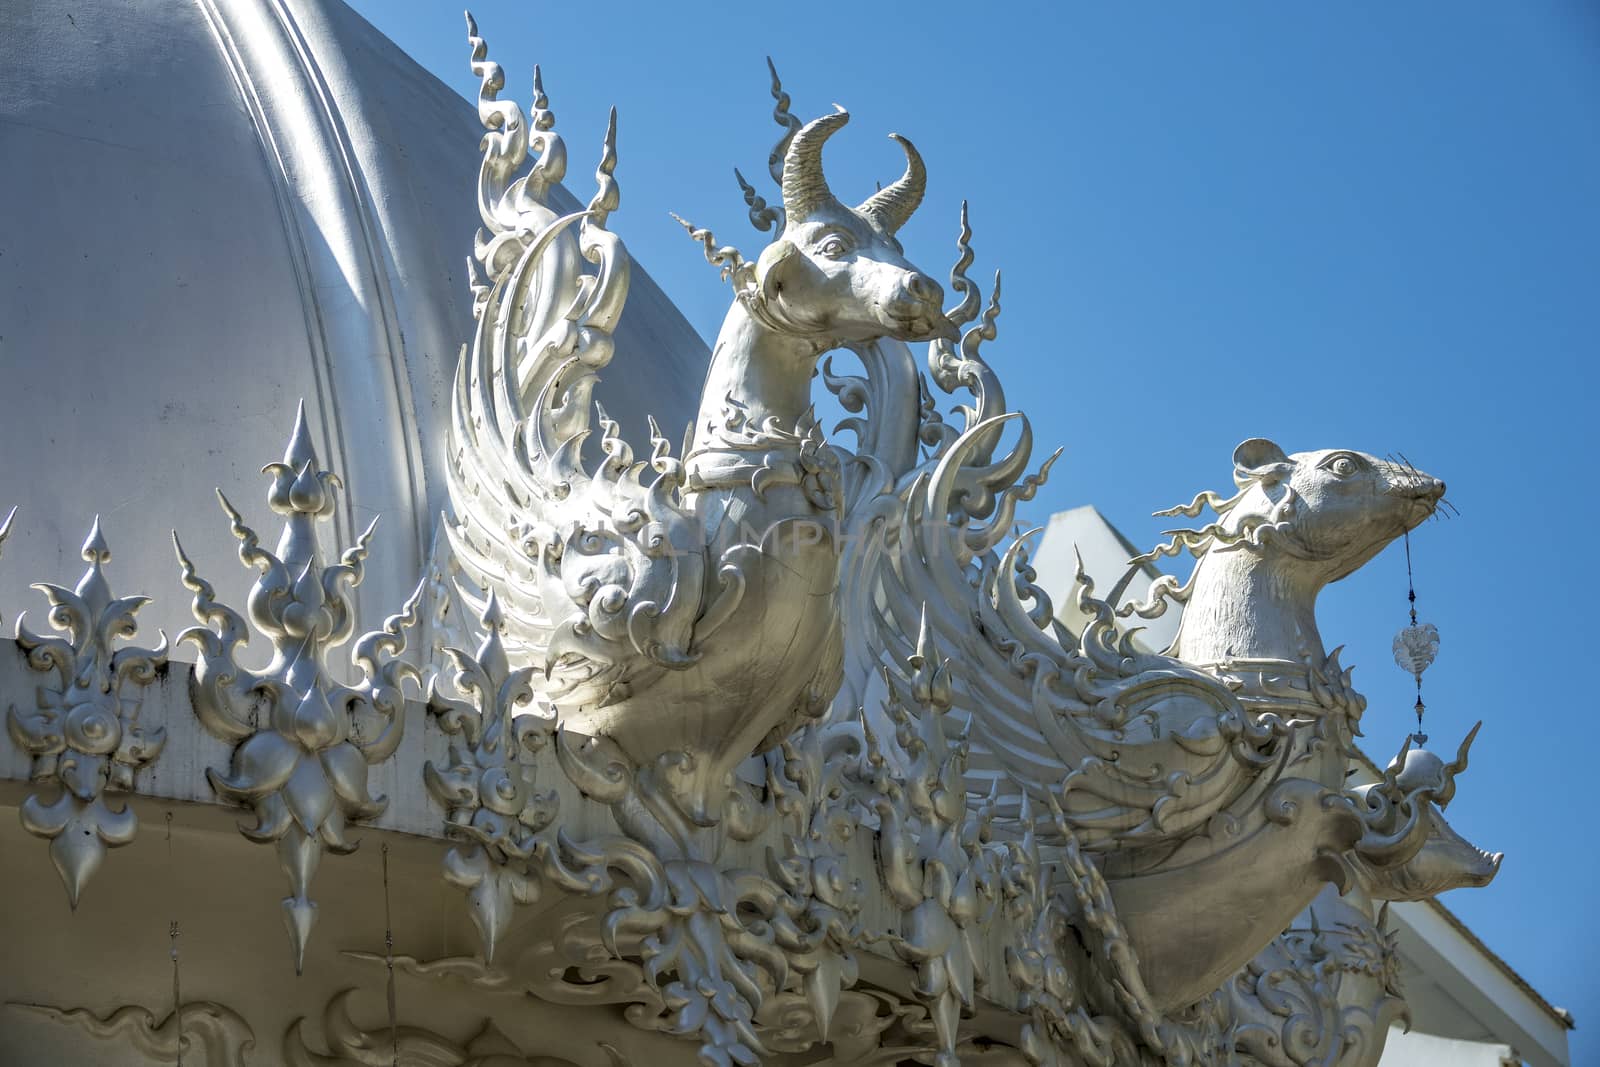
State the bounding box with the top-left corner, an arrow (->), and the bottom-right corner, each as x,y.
445,25 -> 956,815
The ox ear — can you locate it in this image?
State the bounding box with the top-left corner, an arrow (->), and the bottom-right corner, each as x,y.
1233,438 -> 1291,486
755,238 -> 804,297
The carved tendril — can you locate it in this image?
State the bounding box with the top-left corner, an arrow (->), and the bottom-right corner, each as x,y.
670,213 -> 755,290
586,108 -> 620,229
735,167 -> 781,234
765,57 -> 802,187
928,203 -> 1010,474
734,57 -> 800,235
1116,486 -> 1303,617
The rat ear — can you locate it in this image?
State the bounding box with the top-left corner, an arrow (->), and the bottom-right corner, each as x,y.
1233,438 -> 1292,486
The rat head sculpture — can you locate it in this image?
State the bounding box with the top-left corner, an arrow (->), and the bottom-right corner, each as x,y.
1129,439 -> 1447,664
1225,439 -> 1446,584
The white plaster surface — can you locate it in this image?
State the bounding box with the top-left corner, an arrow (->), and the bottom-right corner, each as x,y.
0,0 -> 708,648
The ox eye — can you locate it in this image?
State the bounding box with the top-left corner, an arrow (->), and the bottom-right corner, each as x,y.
818,235 -> 850,259
1321,454 -> 1360,478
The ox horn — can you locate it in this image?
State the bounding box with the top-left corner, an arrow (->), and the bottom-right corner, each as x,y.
783,109 -> 849,223
857,134 -> 926,235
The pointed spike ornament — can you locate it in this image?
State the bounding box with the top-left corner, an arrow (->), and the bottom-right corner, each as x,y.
734,57 -> 801,235
177,403 -> 421,972
586,107 -> 620,228
10,516 -> 168,908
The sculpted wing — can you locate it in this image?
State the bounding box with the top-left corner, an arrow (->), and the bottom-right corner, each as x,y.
446,20 -> 706,705
824,213 -> 1283,852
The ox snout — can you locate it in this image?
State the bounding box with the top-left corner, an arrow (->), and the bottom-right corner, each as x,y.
884,271 -> 958,342
905,271 -> 942,305
1364,807 -> 1503,901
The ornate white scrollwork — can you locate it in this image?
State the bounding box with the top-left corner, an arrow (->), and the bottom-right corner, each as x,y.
417,581 -> 867,1067
8,1000 -> 256,1066
285,988 -> 601,1067
859,617 -> 1001,1067
351,947 -> 983,1067
1343,723 -> 1490,882
866,431 -> 1459,1007
762,704 -> 867,1043
8,517 -> 168,908
0,18 -> 1513,1067
533,726 -> 864,1067
175,403 -> 423,972
1001,799 -> 1144,1067
422,20 -> 1503,1067
1219,891 -> 1409,1067
424,591 -> 553,963
445,15 -> 962,819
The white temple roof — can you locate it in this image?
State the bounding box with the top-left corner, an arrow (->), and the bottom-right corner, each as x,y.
0,0 -> 709,640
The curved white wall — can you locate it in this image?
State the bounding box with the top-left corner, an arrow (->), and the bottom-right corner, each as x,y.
0,0 -> 708,642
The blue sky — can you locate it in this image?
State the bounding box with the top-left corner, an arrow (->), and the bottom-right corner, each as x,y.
352,0 -> 1598,1054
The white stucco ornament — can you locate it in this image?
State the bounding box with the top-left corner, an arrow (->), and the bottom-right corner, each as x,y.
176,404 -> 424,973
422,16 -> 1496,1065
445,15 -> 959,821
9,518 -> 168,908
0,9 -> 1515,1067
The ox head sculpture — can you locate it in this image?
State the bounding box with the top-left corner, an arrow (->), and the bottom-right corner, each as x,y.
677,110 -> 957,349
1348,724 -> 1502,898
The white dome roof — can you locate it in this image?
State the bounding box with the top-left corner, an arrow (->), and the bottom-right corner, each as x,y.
0,0 -> 708,640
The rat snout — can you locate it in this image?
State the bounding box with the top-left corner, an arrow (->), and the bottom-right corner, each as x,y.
1404,476 -> 1446,530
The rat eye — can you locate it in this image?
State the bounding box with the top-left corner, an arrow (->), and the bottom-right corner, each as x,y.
1321,454 -> 1360,478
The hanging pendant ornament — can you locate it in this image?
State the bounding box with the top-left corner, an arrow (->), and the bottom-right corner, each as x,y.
1392,530 -> 1440,744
